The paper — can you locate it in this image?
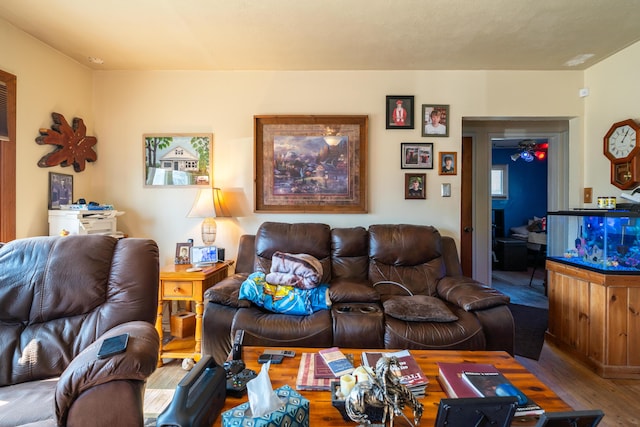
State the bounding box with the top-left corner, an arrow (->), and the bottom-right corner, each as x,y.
246,361 -> 285,418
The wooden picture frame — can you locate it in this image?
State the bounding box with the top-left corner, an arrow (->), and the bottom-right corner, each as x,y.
254,115 -> 368,213
422,104 -> 450,137
48,172 -> 73,209
143,133 -> 213,187
175,242 -> 193,264
401,143 -> 433,169
439,152 -> 457,175
405,173 -> 426,199
386,96 -> 415,129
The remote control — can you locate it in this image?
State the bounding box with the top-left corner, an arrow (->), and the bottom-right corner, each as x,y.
232,330 -> 244,360
262,349 -> 296,357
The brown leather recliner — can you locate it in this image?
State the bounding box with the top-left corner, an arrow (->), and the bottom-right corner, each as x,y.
203,222 -> 514,365
0,235 -> 160,427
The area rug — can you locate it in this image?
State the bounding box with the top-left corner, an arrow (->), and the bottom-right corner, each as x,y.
508,303 -> 548,360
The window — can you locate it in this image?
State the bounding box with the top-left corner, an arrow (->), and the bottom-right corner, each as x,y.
491,164 -> 508,199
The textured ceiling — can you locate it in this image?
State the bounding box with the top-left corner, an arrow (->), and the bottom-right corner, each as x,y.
1,0 -> 639,71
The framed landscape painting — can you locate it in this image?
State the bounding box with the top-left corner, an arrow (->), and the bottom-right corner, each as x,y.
254,115 -> 368,213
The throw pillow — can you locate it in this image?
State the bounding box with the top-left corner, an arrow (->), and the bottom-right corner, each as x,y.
383,295 -> 458,322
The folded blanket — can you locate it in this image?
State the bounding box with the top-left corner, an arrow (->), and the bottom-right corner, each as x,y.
266,251 -> 323,290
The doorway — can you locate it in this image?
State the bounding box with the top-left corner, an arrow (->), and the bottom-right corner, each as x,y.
460,119 -> 570,288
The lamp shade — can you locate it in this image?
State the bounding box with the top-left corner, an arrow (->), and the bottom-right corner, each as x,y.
187,187 -> 231,219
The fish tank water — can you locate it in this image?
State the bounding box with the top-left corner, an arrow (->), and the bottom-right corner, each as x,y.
547,210 -> 640,274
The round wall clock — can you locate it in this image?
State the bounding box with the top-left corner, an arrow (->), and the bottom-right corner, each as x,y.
604,119 -> 640,189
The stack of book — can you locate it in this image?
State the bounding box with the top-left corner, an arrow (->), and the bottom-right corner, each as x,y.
361,350 -> 428,397
296,347 -> 354,391
436,362 -> 544,417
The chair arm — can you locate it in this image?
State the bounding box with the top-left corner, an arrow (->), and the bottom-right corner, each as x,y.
55,321 -> 159,426
437,276 -> 510,311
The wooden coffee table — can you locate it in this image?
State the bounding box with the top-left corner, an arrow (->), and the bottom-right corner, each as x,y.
222,347 -> 571,426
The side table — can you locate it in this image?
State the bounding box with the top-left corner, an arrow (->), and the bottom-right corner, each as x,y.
156,261 -> 233,366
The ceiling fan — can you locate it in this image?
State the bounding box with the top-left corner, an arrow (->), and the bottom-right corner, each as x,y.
511,139 -> 548,162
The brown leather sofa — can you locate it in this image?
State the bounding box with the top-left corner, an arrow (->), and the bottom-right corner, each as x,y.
0,235 -> 160,427
203,222 -> 514,365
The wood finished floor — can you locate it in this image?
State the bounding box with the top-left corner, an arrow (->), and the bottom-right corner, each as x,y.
143,267 -> 640,426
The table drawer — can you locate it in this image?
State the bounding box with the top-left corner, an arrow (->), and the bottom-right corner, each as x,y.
163,281 -> 194,298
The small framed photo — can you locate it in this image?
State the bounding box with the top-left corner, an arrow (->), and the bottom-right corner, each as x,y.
405,173 -> 426,199
175,242 -> 193,264
439,152 -> 457,175
422,104 -> 449,137
190,246 -> 218,266
386,95 -> 415,129
48,172 -> 73,209
401,143 -> 433,169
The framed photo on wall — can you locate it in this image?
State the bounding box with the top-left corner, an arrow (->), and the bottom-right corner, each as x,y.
401,143 -> 433,169
48,172 -> 73,209
422,104 -> 449,137
386,96 -> 415,129
143,133 -> 213,187
405,173 -> 426,199
439,152 -> 457,175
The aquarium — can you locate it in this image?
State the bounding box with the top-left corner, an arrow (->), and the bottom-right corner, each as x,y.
547,210 -> 640,274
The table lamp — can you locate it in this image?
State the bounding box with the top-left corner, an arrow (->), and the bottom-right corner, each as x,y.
187,187 -> 231,246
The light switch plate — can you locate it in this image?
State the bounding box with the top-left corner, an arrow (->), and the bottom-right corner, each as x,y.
441,183 -> 451,197
584,187 -> 593,203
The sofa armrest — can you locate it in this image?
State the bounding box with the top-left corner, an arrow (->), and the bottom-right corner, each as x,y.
204,273 -> 251,308
437,276 -> 510,311
55,321 -> 159,426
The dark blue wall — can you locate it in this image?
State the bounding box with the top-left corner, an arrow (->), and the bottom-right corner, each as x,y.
492,148 -> 547,236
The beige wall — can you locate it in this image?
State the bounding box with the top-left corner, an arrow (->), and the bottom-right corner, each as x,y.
0,18 -> 94,237
5,15 -> 640,272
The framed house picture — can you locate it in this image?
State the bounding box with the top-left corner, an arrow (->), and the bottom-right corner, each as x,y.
401,143 -> 433,169
405,173 -> 426,199
439,152 -> 457,175
422,104 -> 449,137
386,96 -> 415,129
48,172 -> 73,209
143,133 -> 213,187
254,115 -> 368,213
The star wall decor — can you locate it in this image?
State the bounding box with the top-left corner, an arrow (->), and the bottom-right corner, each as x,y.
36,112 -> 97,172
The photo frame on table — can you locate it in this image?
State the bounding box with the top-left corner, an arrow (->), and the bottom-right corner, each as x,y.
405,173 -> 426,200
435,397 -> 518,427
401,143 -> 433,169
143,133 -> 213,187
174,242 -> 193,265
439,152 -> 457,175
48,172 -> 73,209
386,96 -> 415,129
254,115 -> 368,213
422,104 -> 449,137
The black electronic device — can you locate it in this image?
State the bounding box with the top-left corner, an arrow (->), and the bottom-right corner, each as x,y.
232,329 -> 244,360
225,368 -> 257,398
534,410 -> 605,427
435,396 -> 518,427
97,333 -> 129,359
156,356 -> 226,427
262,349 -> 296,358
258,353 -> 284,364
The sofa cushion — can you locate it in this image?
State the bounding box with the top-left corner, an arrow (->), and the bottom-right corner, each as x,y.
383,295 -> 458,322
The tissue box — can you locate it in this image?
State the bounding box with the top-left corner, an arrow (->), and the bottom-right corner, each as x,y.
221,384 -> 309,427
170,311 -> 195,338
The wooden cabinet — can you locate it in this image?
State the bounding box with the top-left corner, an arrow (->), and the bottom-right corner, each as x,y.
155,261 -> 232,366
546,260 -> 640,378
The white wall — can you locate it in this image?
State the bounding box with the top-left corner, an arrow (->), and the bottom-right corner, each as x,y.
0,18 -> 94,237
92,70 -> 583,266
